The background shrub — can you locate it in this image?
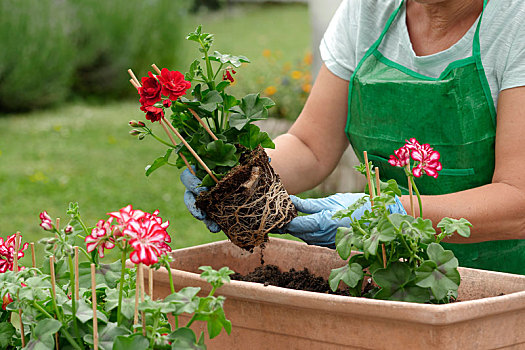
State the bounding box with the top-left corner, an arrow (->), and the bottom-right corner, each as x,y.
0,0 -> 187,112
0,0 -> 74,112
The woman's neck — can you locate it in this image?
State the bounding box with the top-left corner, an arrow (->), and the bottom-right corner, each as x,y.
406,0 -> 484,56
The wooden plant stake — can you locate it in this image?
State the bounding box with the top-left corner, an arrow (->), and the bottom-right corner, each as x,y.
408,177 -> 416,217
90,264 -> 98,350
363,152 -> 375,207
179,153 -> 196,176
49,256 -> 59,350
148,267 -> 153,298
139,264 -> 146,336
375,168 -> 387,269
188,108 -> 219,141
30,242 -> 36,269
74,247 -> 79,301
127,69 -> 141,87
160,117 -> 219,183
133,265 -> 140,331
13,232 -> 26,347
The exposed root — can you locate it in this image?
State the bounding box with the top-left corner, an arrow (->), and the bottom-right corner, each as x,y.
196,146 -> 297,251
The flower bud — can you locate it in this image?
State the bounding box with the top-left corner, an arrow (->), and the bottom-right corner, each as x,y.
138,133 -> 146,140
129,120 -> 145,127
64,225 -> 73,235
40,220 -> 54,231
162,99 -> 172,108
129,129 -> 141,136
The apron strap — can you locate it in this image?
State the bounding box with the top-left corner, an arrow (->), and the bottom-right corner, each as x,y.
367,0 -> 405,54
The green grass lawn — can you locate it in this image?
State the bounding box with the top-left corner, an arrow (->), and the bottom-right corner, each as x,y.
0,3 -> 309,266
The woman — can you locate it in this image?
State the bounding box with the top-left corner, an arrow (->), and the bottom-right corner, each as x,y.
183,0 -> 525,274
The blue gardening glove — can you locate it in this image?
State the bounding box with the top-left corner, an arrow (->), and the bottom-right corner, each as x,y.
180,168 -> 221,233
283,193 -> 406,248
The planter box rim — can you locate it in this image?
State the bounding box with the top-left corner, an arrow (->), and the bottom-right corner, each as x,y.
167,238 -> 525,326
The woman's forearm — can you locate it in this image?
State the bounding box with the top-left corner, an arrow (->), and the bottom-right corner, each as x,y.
400,182 -> 525,242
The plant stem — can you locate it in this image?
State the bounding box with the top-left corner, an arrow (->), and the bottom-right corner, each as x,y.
200,41 -> 216,90
117,245 -> 127,325
164,260 -> 175,294
149,312 -> 160,350
150,132 -> 176,148
68,254 -> 80,338
410,177 -> 423,218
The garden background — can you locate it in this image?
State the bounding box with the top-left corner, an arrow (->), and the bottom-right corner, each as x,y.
0,0 -> 346,264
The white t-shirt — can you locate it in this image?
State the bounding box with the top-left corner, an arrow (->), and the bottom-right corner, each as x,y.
320,0 -> 525,108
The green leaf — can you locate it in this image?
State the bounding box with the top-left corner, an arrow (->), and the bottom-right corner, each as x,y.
437,217 -> 472,238
237,124 -> 275,150
78,261 -> 122,289
199,90 -> 223,113
63,298 -> 108,324
328,262 -> 363,291
105,289 -> 135,320
332,196 -> 370,220
373,262 -> 429,302
83,322 -> 130,350
26,318 -> 62,350
411,217 -> 436,243
201,140 -> 237,168
199,266 -> 234,289
169,327 -> 206,350
215,80 -> 230,92
209,51 -> 250,67
229,93 -> 275,130
415,243 -> 460,300
222,94 -> 238,110
113,333 -> 150,350
164,287 -> 201,315
0,322 -> 15,348
335,227 -> 354,260
185,59 -> 202,82
380,179 -> 402,196
146,149 -> 173,176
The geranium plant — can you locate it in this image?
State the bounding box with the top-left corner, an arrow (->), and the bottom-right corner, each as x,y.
0,203 -> 233,349
127,26 -> 296,251
329,139 -> 472,303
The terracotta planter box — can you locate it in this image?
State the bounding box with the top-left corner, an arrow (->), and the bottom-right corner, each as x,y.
149,238 -> 525,349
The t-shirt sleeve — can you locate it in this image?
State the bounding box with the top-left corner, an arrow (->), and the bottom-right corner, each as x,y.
500,15 -> 525,91
319,0 -> 359,81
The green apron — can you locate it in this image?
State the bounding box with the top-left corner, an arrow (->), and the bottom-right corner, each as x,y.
346,0 -> 525,274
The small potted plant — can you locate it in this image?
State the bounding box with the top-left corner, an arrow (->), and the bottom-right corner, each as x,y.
127,26 -> 296,251
0,203 -> 233,349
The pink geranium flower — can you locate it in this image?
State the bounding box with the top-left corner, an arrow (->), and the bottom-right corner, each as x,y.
388,146 -> 410,167
411,143 -> 442,179
0,234 -> 29,273
85,219 -> 116,258
388,138 -> 442,179
108,204 -> 146,235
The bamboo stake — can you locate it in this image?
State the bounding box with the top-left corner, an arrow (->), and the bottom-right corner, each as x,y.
151,64 -> 162,75
14,232 -> 26,347
133,265 -> 140,331
375,168 -> 387,269
127,69 -> 141,87
55,218 -> 60,232
74,247 -> 79,301
91,264 -> 98,350
363,152 -> 374,207
160,117 -> 218,183
30,243 -> 36,270
139,264 -> 146,336
188,108 -> 218,141
408,178 -> 416,217
179,153 -> 196,176
148,267 -> 153,298
130,79 -> 140,90
50,257 -> 58,350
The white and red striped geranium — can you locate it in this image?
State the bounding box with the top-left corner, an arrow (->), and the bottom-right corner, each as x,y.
84,205 -> 171,265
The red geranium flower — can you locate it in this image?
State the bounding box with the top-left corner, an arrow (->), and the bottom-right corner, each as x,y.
0,234 -> 29,273
141,105 -> 164,123
157,68 -> 191,101
138,72 -> 162,107
2,293 -> 13,310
